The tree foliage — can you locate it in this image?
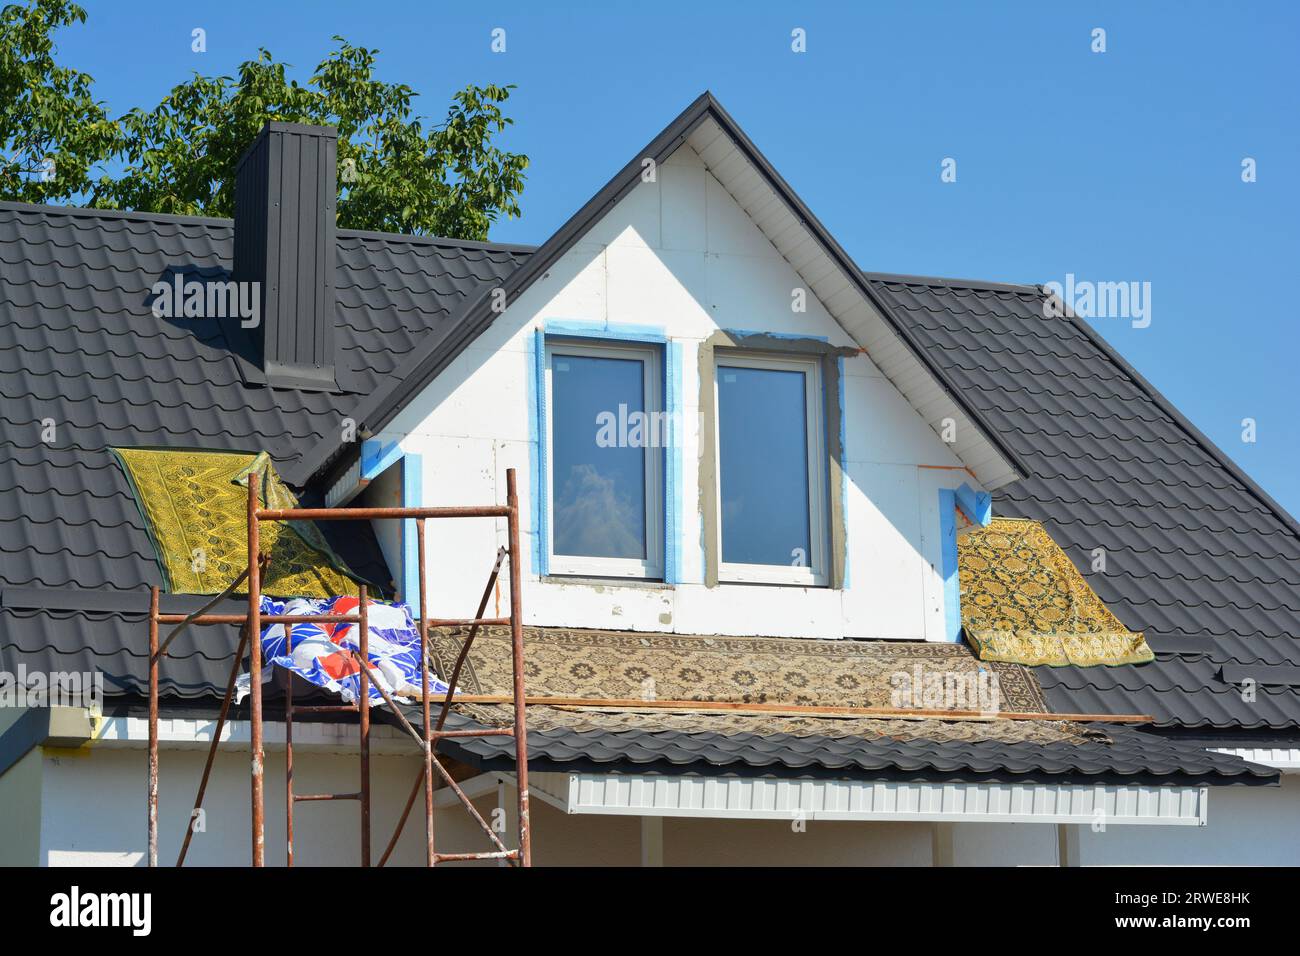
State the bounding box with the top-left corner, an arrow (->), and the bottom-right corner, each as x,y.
0,0 -> 119,203
0,1 -> 528,240
96,41 -> 528,239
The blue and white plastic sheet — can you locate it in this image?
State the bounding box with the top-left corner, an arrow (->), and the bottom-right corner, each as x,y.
235,595 -> 450,704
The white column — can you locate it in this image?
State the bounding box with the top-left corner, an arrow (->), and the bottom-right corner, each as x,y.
640,815 -> 664,867
931,822 -> 955,867
1057,823 -> 1081,867
493,775 -> 523,866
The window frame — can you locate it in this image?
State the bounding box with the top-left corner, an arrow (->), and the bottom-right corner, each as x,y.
543,338 -> 664,580
712,351 -> 829,587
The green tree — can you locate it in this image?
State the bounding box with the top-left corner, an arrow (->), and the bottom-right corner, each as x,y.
0,0 -> 118,203
0,0 -> 527,241
95,40 -> 528,240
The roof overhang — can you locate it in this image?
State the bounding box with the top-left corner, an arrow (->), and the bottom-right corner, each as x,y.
87,714 -> 419,756
524,771 -> 1210,826
288,92 -> 1025,492
1210,746 -> 1300,772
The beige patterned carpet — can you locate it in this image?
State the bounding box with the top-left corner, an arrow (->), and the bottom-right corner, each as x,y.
429,626 -> 1099,746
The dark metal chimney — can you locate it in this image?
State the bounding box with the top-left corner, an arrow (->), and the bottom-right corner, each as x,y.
234,121 -> 338,390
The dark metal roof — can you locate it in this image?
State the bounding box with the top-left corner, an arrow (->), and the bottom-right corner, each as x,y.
71,699 -> 1271,786
867,276 -> 1300,730
437,717 -> 1276,787
0,200 -> 528,690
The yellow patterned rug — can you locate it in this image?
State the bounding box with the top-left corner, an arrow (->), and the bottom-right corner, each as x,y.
112,447 -> 359,597
958,517 -> 1154,667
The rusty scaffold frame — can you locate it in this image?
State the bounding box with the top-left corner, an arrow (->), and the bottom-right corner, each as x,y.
145,467 -> 532,868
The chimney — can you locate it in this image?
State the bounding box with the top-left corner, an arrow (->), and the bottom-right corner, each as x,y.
234,121 -> 338,390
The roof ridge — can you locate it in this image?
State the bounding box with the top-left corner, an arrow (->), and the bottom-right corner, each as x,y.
0,199 -> 233,228
876,271 -> 1300,542
863,270 -> 1042,295
0,200 -> 537,254
1055,300 -> 1300,542
337,227 -> 538,254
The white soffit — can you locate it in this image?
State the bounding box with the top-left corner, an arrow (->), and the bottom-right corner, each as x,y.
325,456 -> 363,507
684,117 -> 1020,491
1209,747 -> 1300,772
90,715 -> 417,756
534,771 -> 1209,827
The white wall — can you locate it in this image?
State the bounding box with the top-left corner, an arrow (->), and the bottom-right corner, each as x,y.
0,748 -> 43,866
406,776 -> 1300,867
380,144 -> 977,642
30,746 -> 635,869
932,778 -> 1300,866
1076,776 -> 1300,866
26,741 -> 1295,866
36,745 -> 436,867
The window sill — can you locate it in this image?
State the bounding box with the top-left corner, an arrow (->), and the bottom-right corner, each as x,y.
542,574 -> 674,591
718,565 -> 827,588
714,579 -> 831,590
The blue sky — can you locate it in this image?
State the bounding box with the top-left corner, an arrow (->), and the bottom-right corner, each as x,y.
65,0 -> 1299,515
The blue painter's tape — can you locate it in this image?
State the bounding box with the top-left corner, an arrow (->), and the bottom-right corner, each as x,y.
402,453 -> 423,617
545,319 -> 668,343
361,438 -> 403,480
939,488 -> 961,643
665,340 -> 683,584
531,328 -> 548,577
536,324 -> 674,581
954,482 -> 992,527
836,356 -> 849,590
543,318 -> 607,336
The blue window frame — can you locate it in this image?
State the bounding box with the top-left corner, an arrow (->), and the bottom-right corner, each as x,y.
544,339 -> 664,579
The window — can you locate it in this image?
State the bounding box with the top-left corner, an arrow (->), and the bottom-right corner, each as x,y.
714,353 -> 828,585
544,340 -> 663,578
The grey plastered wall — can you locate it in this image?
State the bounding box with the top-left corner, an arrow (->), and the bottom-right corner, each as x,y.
697,331 -> 857,589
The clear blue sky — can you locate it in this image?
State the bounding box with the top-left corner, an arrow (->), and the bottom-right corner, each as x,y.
65,0 -> 1299,516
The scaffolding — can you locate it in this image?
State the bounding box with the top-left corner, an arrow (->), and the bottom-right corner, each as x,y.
145,467 -> 532,867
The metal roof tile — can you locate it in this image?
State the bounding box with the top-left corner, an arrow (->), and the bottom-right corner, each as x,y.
869,278 -> 1300,730
438,718 -> 1275,785
0,203 -> 527,692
